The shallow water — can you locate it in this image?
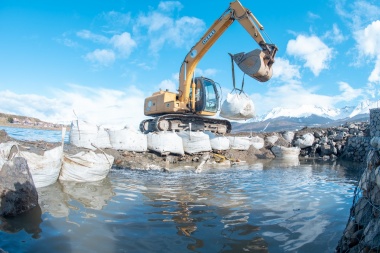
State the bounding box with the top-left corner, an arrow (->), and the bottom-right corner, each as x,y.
0,159 -> 361,253
0,126 -> 69,143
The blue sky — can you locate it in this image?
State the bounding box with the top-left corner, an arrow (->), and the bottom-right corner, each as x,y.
1,0 -> 380,128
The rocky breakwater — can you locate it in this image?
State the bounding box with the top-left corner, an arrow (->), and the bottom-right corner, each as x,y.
229,121 -> 369,163
335,138 -> 380,252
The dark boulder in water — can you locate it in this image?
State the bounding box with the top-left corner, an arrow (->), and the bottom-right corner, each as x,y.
0,157 -> 38,217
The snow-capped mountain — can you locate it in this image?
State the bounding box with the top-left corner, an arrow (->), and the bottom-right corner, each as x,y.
349,99 -> 380,118
256,104 -> 356,121
232,101 -> 376,133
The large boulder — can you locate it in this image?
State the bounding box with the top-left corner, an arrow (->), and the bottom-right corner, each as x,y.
0,157 -> 38,217
294,133 -> 315,148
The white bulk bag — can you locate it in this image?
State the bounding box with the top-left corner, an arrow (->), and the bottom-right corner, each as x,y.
204,131 -> 230,151
220,93 -> 255,120
177,131 -> 212,154
228,136 -> 251,150
69,120 -> 111,150
294,133 -> 315,148
250,136 -> 264,149
147,132 -> 184,155
60,151 -> 114,182
108,128 -> 147,152
271,146 -> 300,159
19,146 -> 63,188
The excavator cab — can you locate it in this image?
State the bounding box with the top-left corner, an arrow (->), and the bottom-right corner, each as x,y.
192,77 -> 219,114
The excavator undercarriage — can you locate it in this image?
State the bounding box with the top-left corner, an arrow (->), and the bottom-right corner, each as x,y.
139,114 -> 232,134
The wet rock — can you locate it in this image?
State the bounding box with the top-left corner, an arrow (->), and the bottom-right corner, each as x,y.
0,157 -> 38,217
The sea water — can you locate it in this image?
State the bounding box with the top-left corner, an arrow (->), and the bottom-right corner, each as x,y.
0,126 -> 69,143
0,127 -> 361,253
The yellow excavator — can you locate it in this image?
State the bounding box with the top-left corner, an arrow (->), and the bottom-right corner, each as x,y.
140,0 -> 277,134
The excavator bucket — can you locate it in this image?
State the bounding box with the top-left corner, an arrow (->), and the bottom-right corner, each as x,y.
232,49 -> 273,82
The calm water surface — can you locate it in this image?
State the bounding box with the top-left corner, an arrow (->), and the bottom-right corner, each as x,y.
0,126 -> 69,143
0,159 -> 361,253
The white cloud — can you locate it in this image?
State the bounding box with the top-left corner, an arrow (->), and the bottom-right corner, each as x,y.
286,35 -> 333,76
355,20 -> 380,57
76,30 -> 108,44
135,6 -> 205,54
157,79 -> 177,92
354,20 -> 380,83
369,58 -> 380,83
336,81 -> 362,101
307,11 -> 320,20
250,81 -> 362,115
195,68 -> 218,77
323,24 -> 346,44
0,85 -> 148,129
336,0 -> 380,30
271,57 -> 301,84
85,49 -> 115,66
76,30 -> 136,66
250,84 -> 333,115
102,11 -> 131,27
158,1 -> 183,12
110,32 -> 137,57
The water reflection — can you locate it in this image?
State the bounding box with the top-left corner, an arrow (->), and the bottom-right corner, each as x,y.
0,205 -> 42,239
0,160 -> 360,253
60,178 -> 115,210
139,169 -> 269,252
37,182 -> 69,218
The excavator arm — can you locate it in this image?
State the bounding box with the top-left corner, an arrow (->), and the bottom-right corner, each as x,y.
178,0 -> 277,111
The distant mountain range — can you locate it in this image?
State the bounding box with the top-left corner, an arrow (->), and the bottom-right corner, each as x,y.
231,99 -> 379,133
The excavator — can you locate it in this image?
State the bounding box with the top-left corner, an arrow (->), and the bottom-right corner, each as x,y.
139,0 -> 277,134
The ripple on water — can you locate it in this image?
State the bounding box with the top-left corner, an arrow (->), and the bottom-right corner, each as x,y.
0,161 -> 360,253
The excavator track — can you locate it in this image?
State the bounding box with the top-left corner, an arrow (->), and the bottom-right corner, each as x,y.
140,114 -> 231,134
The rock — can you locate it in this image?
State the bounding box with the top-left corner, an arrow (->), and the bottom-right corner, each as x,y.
0,157 -> 38,217
294,133 -> 314,148
282,131 -> 294,143
265,135 -> 278,145
353,197 -> 372,227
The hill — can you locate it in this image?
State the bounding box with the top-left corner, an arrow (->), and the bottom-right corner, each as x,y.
0,112 -> 65,130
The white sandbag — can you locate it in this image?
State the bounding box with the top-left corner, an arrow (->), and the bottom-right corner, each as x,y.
204,132 -> 230,151
228,136 -> 251,150
250,136 -> 264,149
147,132 -> 184,155
69,120 -> 111,150
60,151 -> 114,182
220,93 -> 255,120
108,128 -> 147,152
294,133 -> 315,148
177,131 -> 212,154
19,146 -> 63,188
271,146 -> 300,159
